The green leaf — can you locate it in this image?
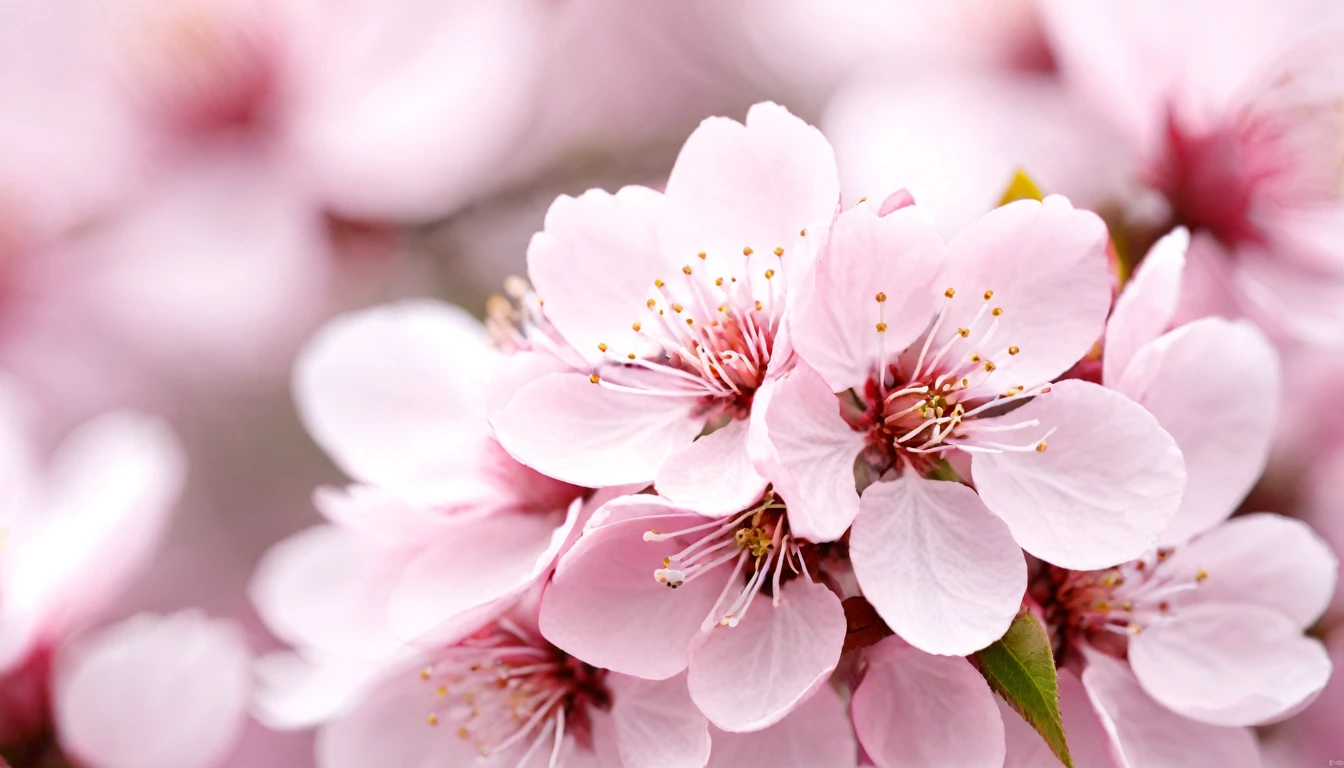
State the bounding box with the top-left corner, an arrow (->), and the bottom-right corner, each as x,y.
975,612 -> 1073,768
997,168 -> 1046,205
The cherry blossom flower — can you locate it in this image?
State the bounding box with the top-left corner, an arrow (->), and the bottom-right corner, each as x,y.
539,493 -> 848,733
1014,231 -> 1337,762
269,300 -> 593,654
50,611 -> 252,768
1041,0 -> 1344,344
490,102 -> 840,509
315,602 -> 857,768
0,380 -> 185,678
761,194 -> 1185,654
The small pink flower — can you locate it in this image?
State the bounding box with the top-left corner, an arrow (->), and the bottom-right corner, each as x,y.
490,102 -> 841,510
538,494 -> 847,733
761,194 -> 1185,654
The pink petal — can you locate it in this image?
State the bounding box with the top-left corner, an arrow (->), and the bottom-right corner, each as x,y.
609,673 -> 710,768
1129,602 -> 1332,726
852,636 -> 1005,768
937,196 -> 1110,388
315,669 -> 514,768
851,475 -> 1025,655
760,365 -> 867,542
1115,318 -> 1278,544
656,420 -> 768,518
388,503 -> 578,643
705,684 -> 856,768
491,371 -> 702,487
249,525 -> 405,661
1165,513 -> 1337,629
54,612 -> 251,768
527,186 -> 670,362
972,379 -> 1185,569
312,484 -> 465,547
791,202 -> 944,393
293,300 -> 496,495
4,412 -> 184,639
687,579 -> 845,732
660,102 -> 839,281
539,501 -> 726,679
1102,227 -> 1189,386
1002,669 -> 1120,768
252,651 -> 388,730
1081,650 -> 1262,768
487,349 -> 576,420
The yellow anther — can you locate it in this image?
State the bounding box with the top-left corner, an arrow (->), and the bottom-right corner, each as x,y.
597,343 -> 608,352
754,301 -> 763,311
1040,386 -> 1052,393
992,307 -> 1003,317
686,318 -> 694,326
764,269 -> 775,279
774,247 -> 785,257
1008,345 -> 1020,355
1129,625 -> 1144,635
876,322 -> 888,332
957,327 -> 970,338
715,277 -> 724,286
875,292 -> 887,302
1195,569 -> 1209,582
420,668 -> 432,680
646,298 -> 656,309
671,303 -> 683,313
654,279 -> 664,288
743,247 -> 754,256
984,361 -> 996,372
1035,441 -> 1048,452
983,290 -> 994,300
858,196 -> 868,203
1095,600 -> 1110,612
436,686 -> 448,697
717,305 -> 726,312
427,714 -> 440,726
589,373 -> 601,384
627,353 -> 636,360
682,265 -> 693,275
1122,601 -> 1134,611
458,726 -> 470,739
632,321 -> 642,331
970,353 -> 981,363
800,227 -> 807,236
961,378 -> 969,387
945,287 -> 956,298
697,251 -> 707,260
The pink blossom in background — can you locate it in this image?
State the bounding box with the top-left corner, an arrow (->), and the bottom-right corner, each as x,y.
51,611 -> 251,768
763,193 -> 1184,654
1041,0 -> 1344,344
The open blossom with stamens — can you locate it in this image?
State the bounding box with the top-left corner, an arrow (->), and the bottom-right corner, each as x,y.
490,102 -> 840,513
1002,230 -> 1338,764
760,193 -> 1186,654
1041,0 -> 1344,343
538,493 -> 848,733
314,601 -> 856,768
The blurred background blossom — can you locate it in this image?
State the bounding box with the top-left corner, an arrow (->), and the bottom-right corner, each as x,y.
1,1 -> 1342,766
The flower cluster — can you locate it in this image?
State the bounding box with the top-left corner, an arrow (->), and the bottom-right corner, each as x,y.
252,102 -> 1337,767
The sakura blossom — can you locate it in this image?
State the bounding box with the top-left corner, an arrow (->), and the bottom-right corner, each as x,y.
539,493 -> 847,733
762,192 -> 1185,654
490,102 -> 840,508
